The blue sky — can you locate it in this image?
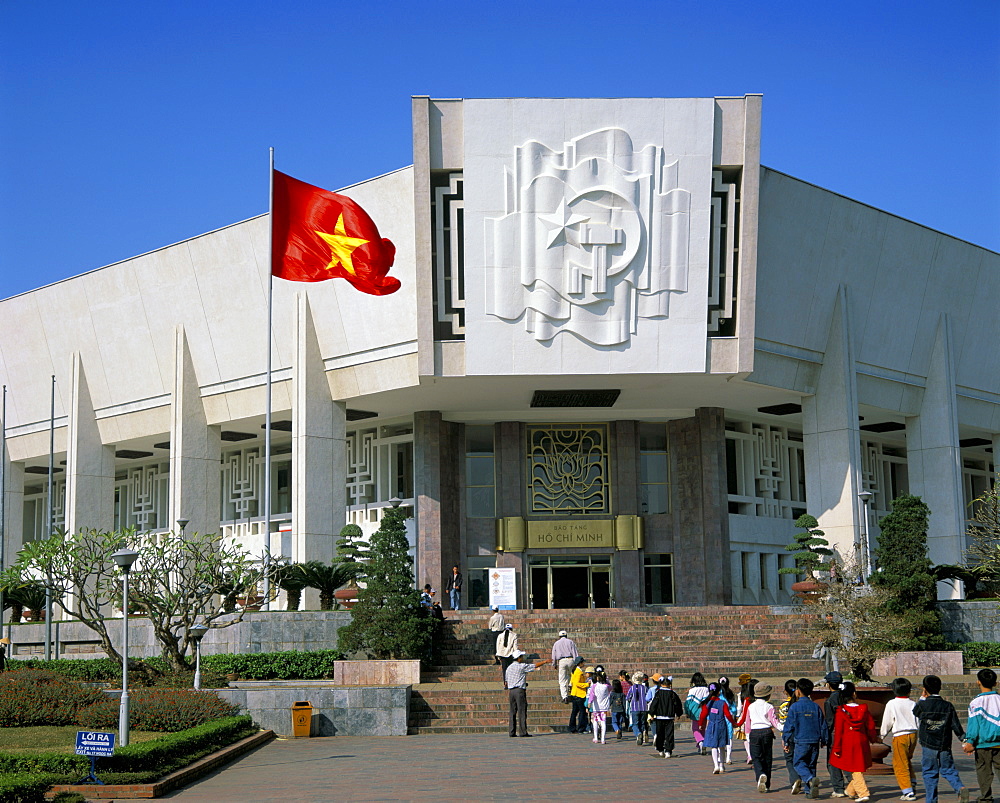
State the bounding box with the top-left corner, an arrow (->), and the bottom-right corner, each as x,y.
1,0 -> 997,300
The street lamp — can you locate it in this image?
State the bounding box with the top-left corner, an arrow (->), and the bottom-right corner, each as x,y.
190,624 -> 209,690
111,547 -> 139,747
858,490 -> 874,584
176,519 -> 189,535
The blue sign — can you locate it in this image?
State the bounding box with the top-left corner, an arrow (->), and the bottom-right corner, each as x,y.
75,731 -> 116,757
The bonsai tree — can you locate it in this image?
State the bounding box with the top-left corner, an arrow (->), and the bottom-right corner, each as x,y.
872,494 -> 944,650
270,561 -> 309,611
779,514 -> 833,581
298,560 -> 359,611
808,557 -> 925,680
335,523 -> 369,566
337,506 -> 436,660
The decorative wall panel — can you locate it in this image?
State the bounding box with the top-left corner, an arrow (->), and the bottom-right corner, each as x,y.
527,424 -> 609,514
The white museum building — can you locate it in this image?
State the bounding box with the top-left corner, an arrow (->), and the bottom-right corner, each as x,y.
0,95 -> 997,610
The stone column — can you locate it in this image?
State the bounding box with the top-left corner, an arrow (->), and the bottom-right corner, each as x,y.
493,422 -> 525,605
292,293 -> 343,570
801,285 -> 863,561
612,420 -> 643,608
169,327 -> 221,538
65,353 -> 115,534
668,407 -> 731,605
413,411 -> 461,593
905,315 -> 965,599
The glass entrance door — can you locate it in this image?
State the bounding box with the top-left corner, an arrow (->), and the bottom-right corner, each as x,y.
529,556 -> 613,609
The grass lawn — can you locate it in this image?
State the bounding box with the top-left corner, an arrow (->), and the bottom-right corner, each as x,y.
0,726 -> 162,754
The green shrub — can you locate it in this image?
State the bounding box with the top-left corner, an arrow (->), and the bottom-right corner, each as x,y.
52,793 -> 88,803
76,689 -> 239,732
0,772 -> 65,803
202,649 -> 342,679
961,642 -> 1000,668
0,670 -> 107,727
0,716 -> 255,783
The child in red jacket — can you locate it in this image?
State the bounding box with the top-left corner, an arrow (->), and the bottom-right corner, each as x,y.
830,682 -> 881,802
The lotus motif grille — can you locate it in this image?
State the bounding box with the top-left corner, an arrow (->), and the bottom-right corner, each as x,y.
527,424 -> 609,514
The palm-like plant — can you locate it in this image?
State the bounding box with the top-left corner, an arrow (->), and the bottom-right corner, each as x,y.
270,562 -> 309,611
298,561 -> 359,611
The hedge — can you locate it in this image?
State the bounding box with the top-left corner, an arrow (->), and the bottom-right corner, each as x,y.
0,772 -> 65,803
961,642 -> 1000,668
12,649 -> 343,682
0,715 -> 256,784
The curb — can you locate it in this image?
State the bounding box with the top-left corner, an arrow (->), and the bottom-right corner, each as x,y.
45,729 -> 275,800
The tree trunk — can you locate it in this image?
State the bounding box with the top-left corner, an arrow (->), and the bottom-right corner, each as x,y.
320,590 -> 333,611
286,588 -> 302,611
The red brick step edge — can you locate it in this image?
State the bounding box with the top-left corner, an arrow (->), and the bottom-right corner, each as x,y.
44,729 -> 275,800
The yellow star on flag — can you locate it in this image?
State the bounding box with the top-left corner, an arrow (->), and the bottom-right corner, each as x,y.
315,214 -> 369,275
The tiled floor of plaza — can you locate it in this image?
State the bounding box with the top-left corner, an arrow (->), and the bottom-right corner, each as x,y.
163,727 -> 979,802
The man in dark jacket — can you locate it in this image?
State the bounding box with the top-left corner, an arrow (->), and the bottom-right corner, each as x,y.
913,675 -> 970,803
822,670 -> 848,798
445,566 -> 463,610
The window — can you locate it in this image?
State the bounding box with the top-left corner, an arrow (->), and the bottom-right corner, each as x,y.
527,424 -> 609,514
759,553 -> 770,590
465,425 -> 495,518
741,552 -> 751,589
639,423 -> 670,514
644,553 -> 674,605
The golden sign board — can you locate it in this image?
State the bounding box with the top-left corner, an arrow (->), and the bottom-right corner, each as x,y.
526,520 -> 614,549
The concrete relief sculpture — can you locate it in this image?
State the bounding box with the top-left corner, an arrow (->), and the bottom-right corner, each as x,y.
485,128 -> 691,346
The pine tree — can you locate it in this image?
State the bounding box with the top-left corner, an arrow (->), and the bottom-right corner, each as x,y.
779,514 -> 833,580
336,507 -> 436,660
871,494 -> 944,650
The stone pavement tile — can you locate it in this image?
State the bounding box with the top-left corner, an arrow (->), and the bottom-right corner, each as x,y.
164,727 -> 979,802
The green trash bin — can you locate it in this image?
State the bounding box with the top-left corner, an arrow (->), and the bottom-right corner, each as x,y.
291,700 -> 313,738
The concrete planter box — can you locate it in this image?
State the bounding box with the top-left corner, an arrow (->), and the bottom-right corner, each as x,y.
873,651 -> 964,677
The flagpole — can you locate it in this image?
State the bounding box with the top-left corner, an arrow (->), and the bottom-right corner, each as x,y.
262,147 -> 274,611
45,375 -> 54,661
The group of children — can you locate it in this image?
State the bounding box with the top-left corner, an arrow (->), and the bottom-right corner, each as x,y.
568,662 -> 1000,802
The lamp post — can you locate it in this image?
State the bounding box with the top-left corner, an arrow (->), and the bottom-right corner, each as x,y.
176,519 -> 189,536
111,547 -> 139,747
858,490 -> 874,584
190,624 -> 209,690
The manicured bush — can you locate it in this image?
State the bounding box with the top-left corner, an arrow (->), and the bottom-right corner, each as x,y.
0,772 -> 65,803
961,642 -> 1000,668
0,716 -> 255,786
77,689 -> 239,732
202,649 -> 342,680
0,670 -> 107,727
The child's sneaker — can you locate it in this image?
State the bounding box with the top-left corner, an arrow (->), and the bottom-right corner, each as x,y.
809,780 -> 821,799
791,779 -> 802,795
900,795 -> 917,801
959,789 -> 969,803
663,752 -> 671,758
757,774 -> 768,793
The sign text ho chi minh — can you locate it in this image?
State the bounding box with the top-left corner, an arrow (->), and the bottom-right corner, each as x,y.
526,520 -> 613,549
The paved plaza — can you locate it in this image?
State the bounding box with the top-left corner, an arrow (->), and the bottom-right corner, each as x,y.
164,727 -> 979,802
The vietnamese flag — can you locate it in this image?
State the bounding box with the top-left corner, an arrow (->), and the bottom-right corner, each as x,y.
271,170 -> 401,295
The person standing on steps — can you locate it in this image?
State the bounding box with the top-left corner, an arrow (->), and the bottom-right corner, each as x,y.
551,629 -> 580,703
505,650 -> 551,737
568,658 -> 590,734
488,605 -> 506,632
495,624 -> 519,688
445,565 -> 463,611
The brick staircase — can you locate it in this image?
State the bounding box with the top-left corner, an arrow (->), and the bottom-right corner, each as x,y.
410,606 -> 833,735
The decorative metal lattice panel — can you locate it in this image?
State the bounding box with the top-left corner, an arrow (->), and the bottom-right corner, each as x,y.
115,463 -> 168,531
222,447 -> 261,520
708,169 -> 739,335
527,424 -> 609,514
726,420 -> 806,519
431,172 -> 465,339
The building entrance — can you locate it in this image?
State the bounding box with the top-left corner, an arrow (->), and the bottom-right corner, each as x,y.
529,555 -> 613,609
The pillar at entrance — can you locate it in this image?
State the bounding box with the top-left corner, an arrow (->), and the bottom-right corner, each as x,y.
414,411 -> 461,593
802,286 -> 862,562
66,353 -> 115,534
169,327 -> 221,538
292,293 -> 344,570
669,407 -> 731,605
905,315 -> 965,599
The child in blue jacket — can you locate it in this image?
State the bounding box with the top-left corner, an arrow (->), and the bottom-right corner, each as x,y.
782,678 -> 827,799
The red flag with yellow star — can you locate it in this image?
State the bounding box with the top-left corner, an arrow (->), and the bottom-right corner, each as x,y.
270,170 -> 401,295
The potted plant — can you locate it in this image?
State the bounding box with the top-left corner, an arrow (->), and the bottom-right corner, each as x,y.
330,524 -> 368,608
779,514 -> 833,601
